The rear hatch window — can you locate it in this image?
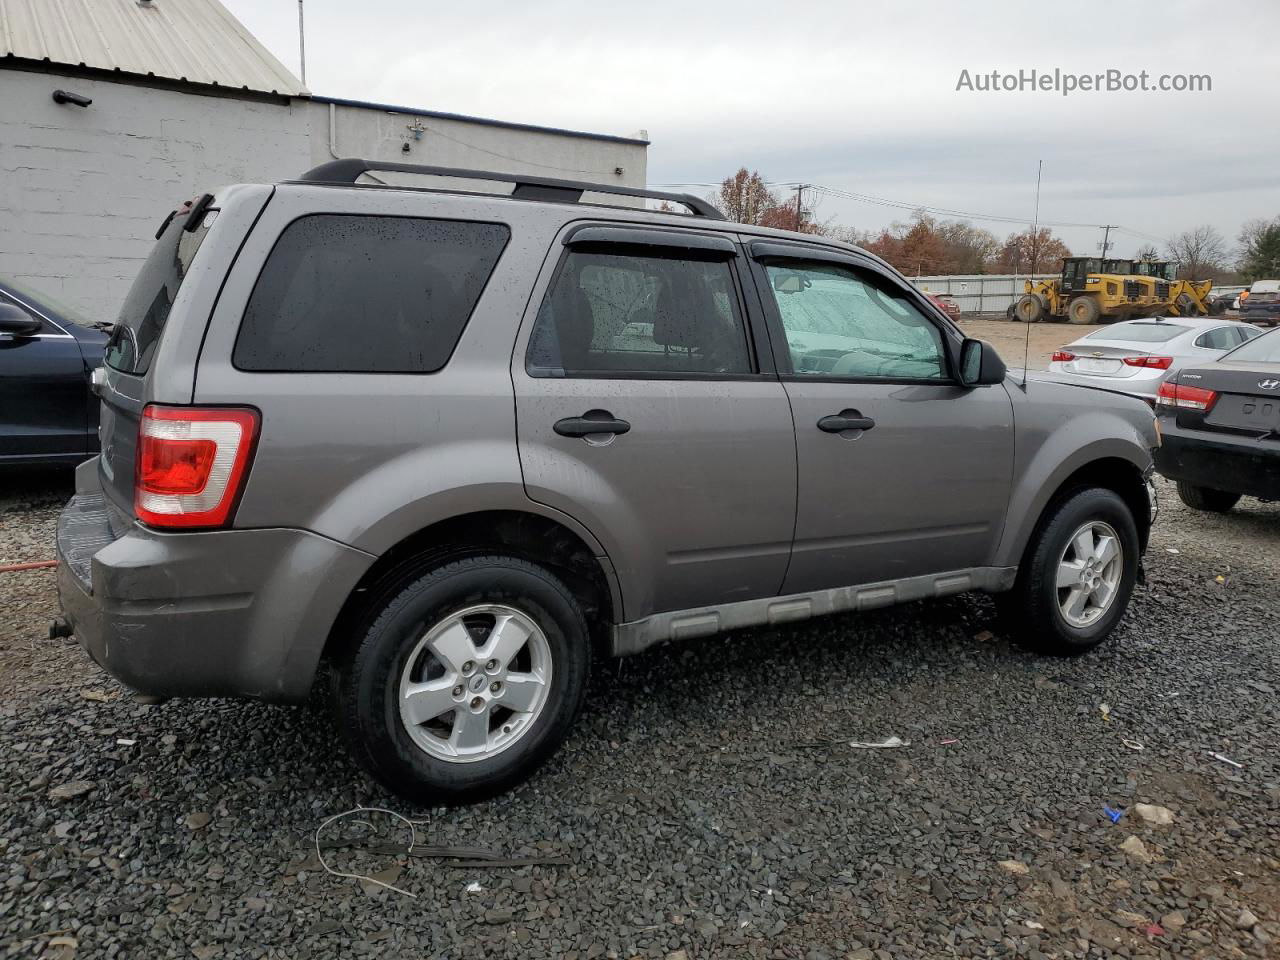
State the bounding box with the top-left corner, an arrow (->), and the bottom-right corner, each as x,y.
1085,323 -> 1186,343
103,200 -> 216,375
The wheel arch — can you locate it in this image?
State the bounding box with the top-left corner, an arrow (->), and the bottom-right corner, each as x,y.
323,509 -> 621,664
997,444 -> 1153,571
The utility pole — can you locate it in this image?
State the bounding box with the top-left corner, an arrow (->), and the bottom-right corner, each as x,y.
298,0 -> 307,86
1099,224 -> 1118,259
793,184 -> 807,232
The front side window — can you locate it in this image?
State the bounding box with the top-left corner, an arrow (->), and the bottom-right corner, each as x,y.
762,262 -> 947,379
526,249 -> 751,376
234,215 -> 509,373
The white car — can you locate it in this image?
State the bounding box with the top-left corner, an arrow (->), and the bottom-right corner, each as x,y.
1047,317 -> 1262,402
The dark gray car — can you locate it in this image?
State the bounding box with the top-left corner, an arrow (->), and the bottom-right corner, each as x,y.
55,161 -> 1160,802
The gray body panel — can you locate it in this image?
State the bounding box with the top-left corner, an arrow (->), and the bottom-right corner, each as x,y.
780,379 -> 1014,592
57,177 -> 1160,700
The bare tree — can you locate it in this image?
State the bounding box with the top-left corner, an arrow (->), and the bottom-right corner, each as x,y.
1134,244 -> 1162,262
1167,225 -> 1228,279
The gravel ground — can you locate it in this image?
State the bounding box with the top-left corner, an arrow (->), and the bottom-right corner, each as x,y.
1,469 -> 1277,959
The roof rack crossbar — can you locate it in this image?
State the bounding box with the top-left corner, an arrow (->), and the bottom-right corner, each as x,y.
297,158 -> 725,219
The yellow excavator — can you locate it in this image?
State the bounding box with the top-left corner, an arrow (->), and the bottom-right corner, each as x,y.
1013,257 -> 1211,323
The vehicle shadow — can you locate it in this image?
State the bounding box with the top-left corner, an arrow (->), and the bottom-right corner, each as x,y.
0,464 -> 75,511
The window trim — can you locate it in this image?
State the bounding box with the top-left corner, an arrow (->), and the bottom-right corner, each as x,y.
523,231 -> 771,381
744,249 -> 962,384
230,212 -> 511,375
563,224 -> 737,257
1194,326 -> 1237,350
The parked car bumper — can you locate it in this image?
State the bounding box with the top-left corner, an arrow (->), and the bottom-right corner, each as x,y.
1041,366 -> 1163,403
1240,308 -> 1280,327
55,459 -> 373,702
1154,422 -> 1280,500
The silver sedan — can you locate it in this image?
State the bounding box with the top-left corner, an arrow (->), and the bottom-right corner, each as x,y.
1046,317 -> 1262,402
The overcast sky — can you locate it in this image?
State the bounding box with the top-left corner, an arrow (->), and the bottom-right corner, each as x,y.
225,0 -> 1279,259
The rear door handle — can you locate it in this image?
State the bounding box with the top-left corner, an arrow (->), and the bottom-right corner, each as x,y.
817,411 -> 875,433
554,411 -> 631,438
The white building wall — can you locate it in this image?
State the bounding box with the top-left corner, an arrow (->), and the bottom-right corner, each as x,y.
0,67 -> 649,318
0,68 -> 311,317
309,100 -> 648,193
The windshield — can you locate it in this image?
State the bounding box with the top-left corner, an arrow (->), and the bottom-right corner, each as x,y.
1224,328 -> 1280,363
103,205 -> 214,374
1086,323 -> 1186,343
0,277 -> 95,328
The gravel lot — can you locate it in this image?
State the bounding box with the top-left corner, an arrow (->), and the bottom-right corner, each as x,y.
1,468 -> 1277,959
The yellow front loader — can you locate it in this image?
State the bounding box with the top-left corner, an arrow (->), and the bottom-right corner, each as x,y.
1014,257 -> 1175,324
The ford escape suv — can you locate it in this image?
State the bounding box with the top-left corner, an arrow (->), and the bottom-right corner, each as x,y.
56,160 -> 1159,803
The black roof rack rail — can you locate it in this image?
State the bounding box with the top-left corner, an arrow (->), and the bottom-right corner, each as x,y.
296,158 -> 725,220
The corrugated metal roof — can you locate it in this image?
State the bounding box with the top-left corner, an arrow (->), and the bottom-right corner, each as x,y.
0,0 -> 306,96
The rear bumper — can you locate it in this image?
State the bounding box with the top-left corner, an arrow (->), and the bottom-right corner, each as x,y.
1154,426 -> 1280,500
56,459 -> 374,702
1042,367 -> 1160,402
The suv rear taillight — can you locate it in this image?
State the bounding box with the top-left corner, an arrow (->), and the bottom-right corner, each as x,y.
1123,355 -> 1173,369
1155,381 -> 1218,412
135,405 -> 259,528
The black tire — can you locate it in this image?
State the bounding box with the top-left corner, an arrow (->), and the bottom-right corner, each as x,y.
333,555 -> 591,804
1067,296 -> 1101,325
1014,294 -> 1046,323
1175,482 -> 1241,513
998,487 -> 1140,657
1175,293 -> 1198,317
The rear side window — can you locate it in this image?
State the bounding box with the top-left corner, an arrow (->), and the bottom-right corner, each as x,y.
1194,327 -> 1238,350
526,249 -> 751,377
234,215 -> 509,373
105,210 -> 214,374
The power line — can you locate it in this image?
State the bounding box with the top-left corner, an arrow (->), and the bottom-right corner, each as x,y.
654,178 -> 1165,240
802,183 -> 1109,229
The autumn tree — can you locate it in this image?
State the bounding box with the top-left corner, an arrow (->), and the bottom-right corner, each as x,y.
711,169 -> 825,233
1167,225 -> 1228,280
938,221 -> 1000,274
714,169 -> 778,225
993,228 -> 1072,274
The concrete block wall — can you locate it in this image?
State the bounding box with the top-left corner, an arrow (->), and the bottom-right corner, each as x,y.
0,66 -> 649,320
0,68 -> 311,318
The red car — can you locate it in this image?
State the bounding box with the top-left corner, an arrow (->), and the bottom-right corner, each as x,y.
924,292 -> 961,320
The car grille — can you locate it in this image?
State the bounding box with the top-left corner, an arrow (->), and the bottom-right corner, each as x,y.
1156,282 -> 1170,299
1124,280 -> 1142,299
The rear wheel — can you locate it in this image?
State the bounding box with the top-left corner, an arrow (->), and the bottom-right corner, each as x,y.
1175,293 -> 1198,317
1067,296 -> 1102,325
333,555 -> 591,804
1175,482 -> 1241,513
998,487 -> 1139,656
1014,294 -> 1046,323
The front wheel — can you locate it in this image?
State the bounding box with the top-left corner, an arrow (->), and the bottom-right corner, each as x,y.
333,555 -> 591,804
998,487 -> 1140,656
1175,482 -> 1240,513
1067,296 -> 1102,325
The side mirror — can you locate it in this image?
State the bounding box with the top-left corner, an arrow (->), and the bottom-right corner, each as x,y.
0,303 -> 42,337
959,338 -> 1007,387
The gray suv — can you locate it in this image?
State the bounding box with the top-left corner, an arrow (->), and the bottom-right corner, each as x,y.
55,160 -> 1159,802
